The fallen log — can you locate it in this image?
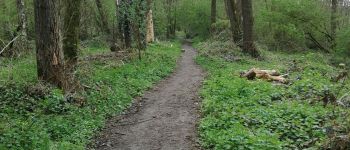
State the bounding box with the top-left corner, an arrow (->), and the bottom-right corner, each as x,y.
240,68 -> 288,84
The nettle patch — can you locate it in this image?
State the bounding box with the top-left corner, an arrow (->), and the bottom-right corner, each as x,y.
196,49 -> 350,149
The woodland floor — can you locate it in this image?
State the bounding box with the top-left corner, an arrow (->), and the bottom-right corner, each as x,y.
91,42 -> 204,150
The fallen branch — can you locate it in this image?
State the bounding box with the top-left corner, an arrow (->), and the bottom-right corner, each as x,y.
306,32 -> 329,53
0,38 -> 6,47
0,35 -> 21,55
337,92 -> 350,108
82,84 -> 101,91
240,68 -> 288,84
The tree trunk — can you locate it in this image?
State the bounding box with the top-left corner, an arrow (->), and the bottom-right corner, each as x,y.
16,0 -> 28,50
211,0 -> 216,34
1,1 -> 11,39
124,21 -> 132,49
132,0 -> 147,60
225,0 -> 241,43
264,0 -> 272,30
95,0 -> 118,51
234,0 -> 242,30
146,0 -> 155,43
112,0 -> 122,51
118,0 -> 132,48
34,0 -> 65,88
16,0 -> 27,38
166,0 -> 176,39
241,0 -> 260,58
63,0 -> 82,65
1,0 -> 28,57
95,0 -> 111,34
331,0 -> 338,50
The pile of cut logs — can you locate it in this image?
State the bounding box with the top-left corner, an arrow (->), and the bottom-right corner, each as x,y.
240,68 -> 288,84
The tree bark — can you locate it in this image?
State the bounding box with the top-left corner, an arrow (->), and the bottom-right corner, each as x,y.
241,0 -> 260,58
34,0 -> 65,88
118,0 -> 132,48
1,1 -> 11,39
146,0 -> 155,43
112,0 -> 122,51
132,0 -> 146,50
63,0 -> 82,65
95,0 -> 111,34
234,0 -> 242,30
0,0 -> 28,56
331,0 -> 338,50
211,0 -> 216,34
95,0 -> 118,51
224,0 -> 241,43
16,0 -> 27,37
166,0 -> 176,39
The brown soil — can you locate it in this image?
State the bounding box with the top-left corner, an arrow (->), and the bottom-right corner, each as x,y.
90,42 -> 205,150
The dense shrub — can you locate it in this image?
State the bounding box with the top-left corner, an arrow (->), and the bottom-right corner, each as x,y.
255,0 -> 330,51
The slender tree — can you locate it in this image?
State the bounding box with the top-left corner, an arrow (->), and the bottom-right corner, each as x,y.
1,0 -> 11,39
331,0 -> 338,50
241,0 -> 260,58
166,0 -> 176,39
95,0 -> 119,51
211,0 -> 216,34
63,0 -> 82,65
95,0 -> 111,34
16,0 -> 28,50
146,0 -> 155,43
112,0 -> 122,51
1,0 -> 28,56
119,0 -> 132,48
34,0 -> 65,87
129,0 -> 147,59
225,0 -> 241,43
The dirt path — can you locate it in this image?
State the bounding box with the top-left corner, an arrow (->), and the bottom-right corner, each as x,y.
91,42 -> 204,150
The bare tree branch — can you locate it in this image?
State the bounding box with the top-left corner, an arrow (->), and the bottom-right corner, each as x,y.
0,35 -> 21,55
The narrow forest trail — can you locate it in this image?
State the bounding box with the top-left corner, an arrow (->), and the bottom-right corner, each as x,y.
92,42 -> 204,150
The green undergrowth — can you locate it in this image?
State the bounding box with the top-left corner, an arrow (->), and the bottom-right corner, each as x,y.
0,41 -> 181,149
196,41 -> 350,149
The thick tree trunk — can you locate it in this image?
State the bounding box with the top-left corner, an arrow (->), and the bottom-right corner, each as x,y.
146,0 -> 155,43
234,0 -> 242,29
63,0 -> 82,65
34,0 -> 65,88
224,0 -> 241,43
211,0 -> 216,34
241,0 -> 260,58
331,0 -> 338,50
